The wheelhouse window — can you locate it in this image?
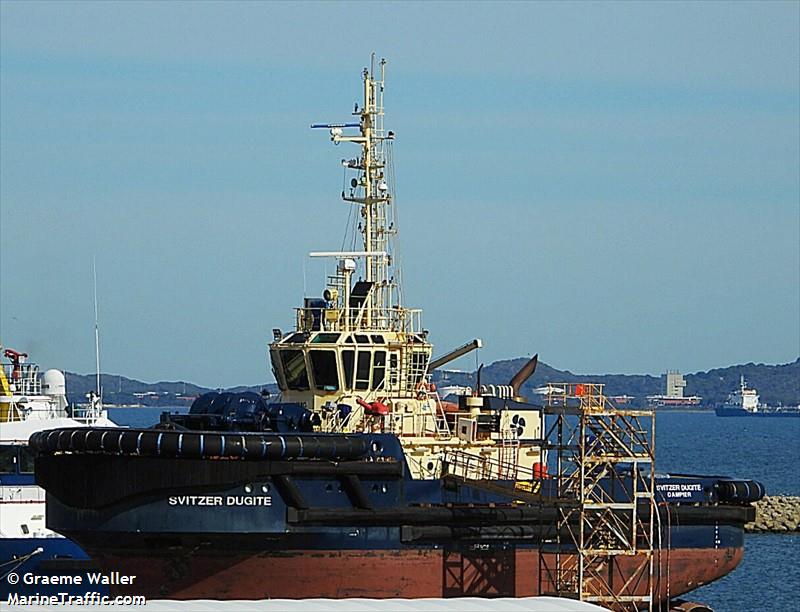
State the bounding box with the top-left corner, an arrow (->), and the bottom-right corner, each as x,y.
342,350 -> 355,390
310,350 -> 339,391
281,350 -> 310,391
312,333 -> 340,344
372,351 -> 386,390
355,351 -> 371,391
269,349 -> 287,390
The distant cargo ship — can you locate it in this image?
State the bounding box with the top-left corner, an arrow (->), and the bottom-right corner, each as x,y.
715,376 -> 800,417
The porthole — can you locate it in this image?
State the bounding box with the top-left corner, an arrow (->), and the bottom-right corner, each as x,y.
371,440 -> 383,454
244,483 -> 253,493
261,484 -> 270,493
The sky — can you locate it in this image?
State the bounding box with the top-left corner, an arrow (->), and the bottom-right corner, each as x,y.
1,1 -> 798,388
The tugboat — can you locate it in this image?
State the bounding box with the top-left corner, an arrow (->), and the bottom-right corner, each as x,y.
31,58 -> 764,610
1,346 -> 115,597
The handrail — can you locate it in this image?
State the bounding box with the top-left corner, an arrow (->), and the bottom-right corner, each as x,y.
1,363 -> 42,395
295,306 -> 423,334
442,448 -> 537,482
545,382 -> 612,413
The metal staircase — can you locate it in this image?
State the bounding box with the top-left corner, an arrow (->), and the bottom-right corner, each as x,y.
538,383 -> 656,611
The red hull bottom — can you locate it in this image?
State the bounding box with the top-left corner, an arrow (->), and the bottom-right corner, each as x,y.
95,547 -> 742,604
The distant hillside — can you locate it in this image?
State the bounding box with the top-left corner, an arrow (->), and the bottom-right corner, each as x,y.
432,359 -> 662,402
64,357 -> 799,408
433,358 -> 800,407
686,360 -> 800,406
64,372 -> 277,406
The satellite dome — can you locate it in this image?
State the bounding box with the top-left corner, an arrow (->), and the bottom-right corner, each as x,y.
41,369 -> 66,396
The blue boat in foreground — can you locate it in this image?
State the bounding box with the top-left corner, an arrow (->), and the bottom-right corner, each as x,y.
0,347 -> 115,597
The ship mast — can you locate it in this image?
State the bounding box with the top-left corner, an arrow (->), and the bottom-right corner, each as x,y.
312,55 -> 401,330
93,257 -> 102,407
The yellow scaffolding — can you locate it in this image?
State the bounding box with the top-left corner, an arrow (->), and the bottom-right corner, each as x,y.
538,383 -> 656,611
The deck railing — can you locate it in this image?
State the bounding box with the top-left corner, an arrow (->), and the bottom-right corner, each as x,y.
1,363 -> 41,395
442,448 -> 537,482
295,306 -> 423,334
545,382 -> 612,413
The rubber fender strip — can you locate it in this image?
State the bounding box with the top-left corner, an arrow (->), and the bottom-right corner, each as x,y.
29,428 -> 373,461
47,431 -> 56,452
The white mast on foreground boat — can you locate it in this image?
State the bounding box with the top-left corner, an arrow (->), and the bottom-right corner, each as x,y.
86,257 -> 105,420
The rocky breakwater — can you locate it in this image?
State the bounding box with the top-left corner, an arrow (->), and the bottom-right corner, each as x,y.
745,496 -> 800,533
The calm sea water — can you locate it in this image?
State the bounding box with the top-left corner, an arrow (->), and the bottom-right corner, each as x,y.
655,412 -> 800,611
108,408 -> 800,611
655,411 -> 800,495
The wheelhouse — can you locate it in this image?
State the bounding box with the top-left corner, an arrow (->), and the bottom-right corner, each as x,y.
269,331 -> 430,399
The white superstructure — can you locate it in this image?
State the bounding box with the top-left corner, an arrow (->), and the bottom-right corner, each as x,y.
722,376 -> 762,413
267,58 -> 545,481
0,347 -> 115,543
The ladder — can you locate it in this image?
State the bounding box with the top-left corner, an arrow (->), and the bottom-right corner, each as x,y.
498,429 -> 520,479
422,387 -> 451,438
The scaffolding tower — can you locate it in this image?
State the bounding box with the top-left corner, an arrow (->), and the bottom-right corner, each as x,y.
538,383 -> 656,611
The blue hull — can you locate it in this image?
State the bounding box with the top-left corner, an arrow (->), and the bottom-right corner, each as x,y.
715,407 -> 800,417
31,431 -> 762,602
